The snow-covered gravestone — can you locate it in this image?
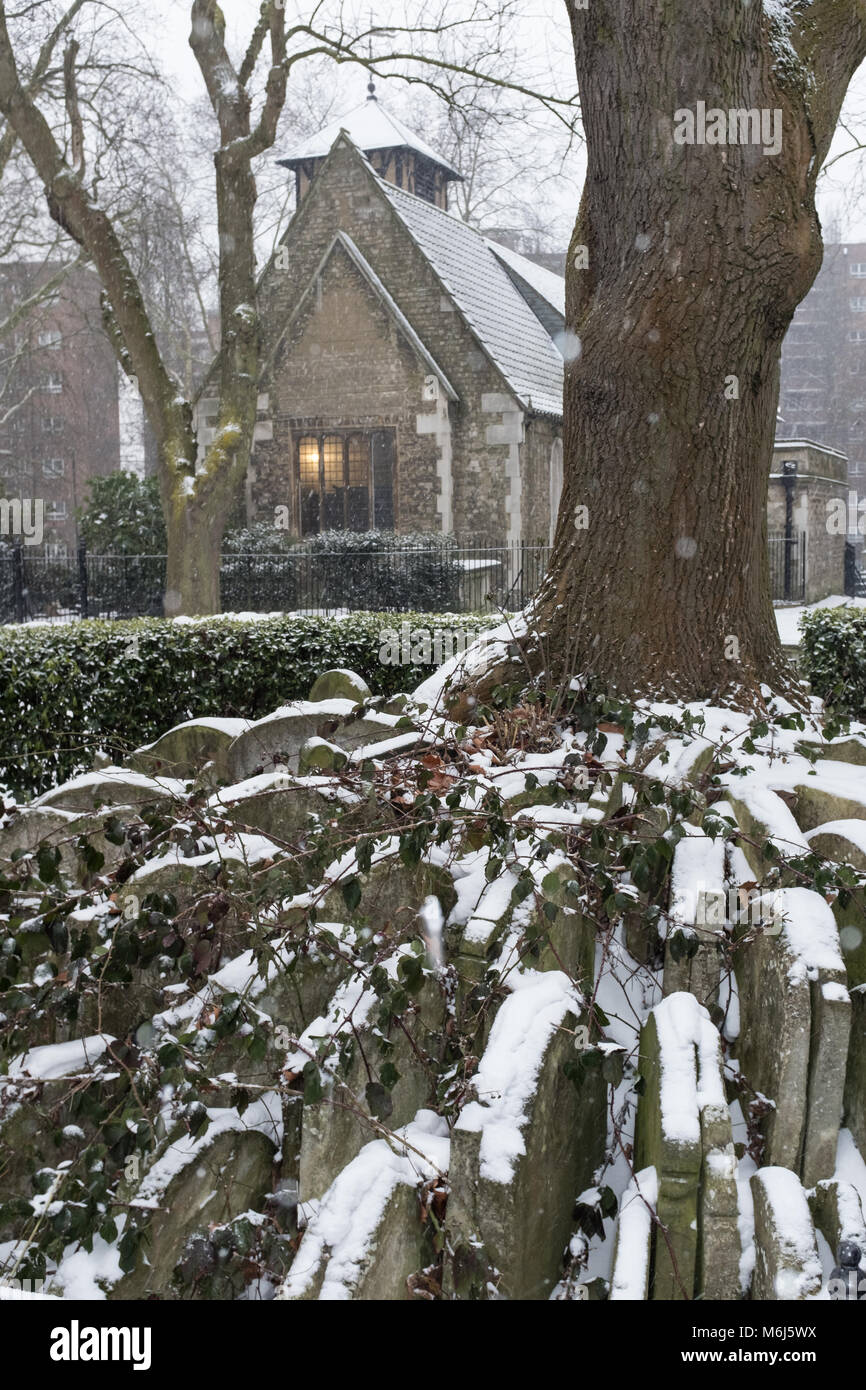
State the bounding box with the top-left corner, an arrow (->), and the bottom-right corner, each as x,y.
750,1167 -> 822,1301
663,826 -> 727,1005
444,969 -> 604,1300
277,1112 -> 448,1301
734,888 -> 849,1187
634,992 -> 740,1300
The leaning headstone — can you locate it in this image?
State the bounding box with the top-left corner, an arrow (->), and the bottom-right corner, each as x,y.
222,701 -> 399,783
699,1103 -> 741,1300
750,1167 -> 822,1300
802,977 -> 851,1188
634,992 -> 739,1299
33,768 -> 188,813
445,969 -> 605,1300
277,1111 -> 447,1301
809,1178 -> 866,1257
297,737 -> 349,776
734,887 -> 847,1182
844,985 -> 866,1157
129,718 -> 248,779
663,829 -> 727,1006
308,669 -> 372,704
116,1095 -> 281,1299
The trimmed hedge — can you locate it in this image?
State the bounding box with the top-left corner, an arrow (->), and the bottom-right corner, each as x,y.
0,611 -> 488,800
799,604 -> 866,718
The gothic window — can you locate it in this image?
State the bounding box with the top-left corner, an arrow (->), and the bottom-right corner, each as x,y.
295,429 -> 395,535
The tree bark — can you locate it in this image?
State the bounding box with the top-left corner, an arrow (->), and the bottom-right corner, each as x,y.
464,0 -> 866,710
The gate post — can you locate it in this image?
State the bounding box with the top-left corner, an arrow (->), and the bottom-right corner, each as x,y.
12,540 -> 24,623
77,540 -> 88,619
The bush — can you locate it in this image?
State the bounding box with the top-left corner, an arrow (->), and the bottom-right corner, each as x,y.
78,473 -> 166,555
297,531 -> 461,612
800,605 -> 866,718
0,610 -> 488,799
219,524 -> 300,613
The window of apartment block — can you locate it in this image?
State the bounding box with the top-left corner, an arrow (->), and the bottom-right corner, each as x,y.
43,372 -> 62,393
42,458 -> 65,477
851,264 -> 866,277
37,330 -> 62,350
851,298 -> 866,312
44,541 -> 68,559
45,500 -> 67,520
295,429 -> 395,535
849,331 -> 866,342
41,416 -> 63,433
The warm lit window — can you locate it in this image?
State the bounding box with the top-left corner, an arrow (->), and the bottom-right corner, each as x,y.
295,430 -> 394,535
298,436 -> 319,489
322,435 -> 343,492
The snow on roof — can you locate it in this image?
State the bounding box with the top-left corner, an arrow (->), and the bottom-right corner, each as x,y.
278,97 -> 462,179
485,239 -> 566,318
380,181 -> 564,416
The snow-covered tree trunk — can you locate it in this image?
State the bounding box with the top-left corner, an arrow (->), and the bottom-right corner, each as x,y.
468,0 -> 866,708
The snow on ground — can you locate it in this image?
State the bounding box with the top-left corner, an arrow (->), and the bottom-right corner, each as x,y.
608,1167 -> 658,1300
774,595 -> 866,646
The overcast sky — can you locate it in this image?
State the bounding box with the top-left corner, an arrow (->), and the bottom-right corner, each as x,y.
145,0 -> 866,247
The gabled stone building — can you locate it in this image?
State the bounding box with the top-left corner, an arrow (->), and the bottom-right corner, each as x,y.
221,90 -> 566,546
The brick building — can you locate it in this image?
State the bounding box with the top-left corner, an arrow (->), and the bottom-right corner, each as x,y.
203,91 -> 567,546
779,242 -> 866,492
0,263 -> 120,556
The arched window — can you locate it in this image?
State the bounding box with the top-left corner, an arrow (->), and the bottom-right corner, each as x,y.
549,438 -> 564,545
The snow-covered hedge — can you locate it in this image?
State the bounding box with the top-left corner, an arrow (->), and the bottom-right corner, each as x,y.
0,611 -> 485,799
800,605 -> 866,718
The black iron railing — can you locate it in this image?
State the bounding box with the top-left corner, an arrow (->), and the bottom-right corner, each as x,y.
768,531 -> 806,603
0,541 -> 553,624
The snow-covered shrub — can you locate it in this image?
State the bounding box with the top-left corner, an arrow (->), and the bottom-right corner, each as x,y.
800,606 -> 866,719
297,531 -> 462,613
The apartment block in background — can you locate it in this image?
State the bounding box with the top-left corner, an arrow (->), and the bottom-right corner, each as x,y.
0,263 -> 120,556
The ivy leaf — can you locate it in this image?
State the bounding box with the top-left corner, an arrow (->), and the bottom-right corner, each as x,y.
341,876 -> 362,912
303,1060 -> 323,1104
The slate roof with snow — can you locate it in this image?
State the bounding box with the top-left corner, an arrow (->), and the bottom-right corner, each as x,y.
379,179 -> 565,417
278,98 -> 463,180
484,239 -> 566,319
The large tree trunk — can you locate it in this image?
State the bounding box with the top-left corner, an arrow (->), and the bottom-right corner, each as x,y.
463,0 -> 866,710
